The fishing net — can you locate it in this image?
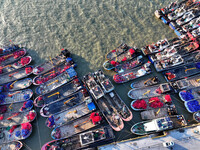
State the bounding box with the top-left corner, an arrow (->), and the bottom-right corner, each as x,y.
165,95 -> 172,102
0,114 -> 4,120
186,100 -> 200,112
13,50 -> 25,59
0,94 -> 6,104
149,97 -> 163,108
132,99 -> 147,109
196,62 -> 200,69
15,130 -> 21,137
25,67 -> 33,74
129,48 -> 135,55
47,115 -> 55,127
22,129 -> 29,137
26,111 -> 36,120
20,100 -> 33,111
180,89 -> 194,101
24,94 -> 30,100
20,57 -> 30,66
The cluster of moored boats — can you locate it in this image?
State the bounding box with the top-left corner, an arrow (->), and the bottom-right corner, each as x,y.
1,0 -> 200,149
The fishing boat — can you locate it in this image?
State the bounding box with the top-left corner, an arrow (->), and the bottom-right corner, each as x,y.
0,100 -> 33,114
149,41 -> 199,63
94,97 -> 124,131
0,49 -> 26,66
82,73 -> 104,99
42,126 -> 114,150
131,115 -> 187,135
0,56 -> 32,75
32,49 -> 71,75
182,16 -> 200,32
193,111 -> 200,122
128,83 -> 172,99
82,73 -> 124,131
179,87 -> 200,101
0,66 -> 33,85
154,54 -> 184,72
33,60 -> 75,85
105,91 -> 133,121
0,43 -> 21,56
130,76 -> 160,89
169,74 -> 200,92
130,94 -> 173,111
103,47 -> 139,70
45,100 -> 96,128
176,9 -> 200,26
0,89 -> 33,105
141,104 -> 178,120
0,110 -> 36,127
154,0 -> 194,19
113,62 -> 151,83
94,69 -> 114,93
51,112 -> 102,140
153,50 -> 200,72
114,55 -> 144,73
105,43 -> 130,60
0,141 -> 23,150
34,78 -> 82,107
163,62 -> 200,82
35,67 -> 77,95
0,78 -> 32,92
184,99 -> 200,113
141,39 -> 169,55
40,88 -> 91,117
0,122 -> 32,144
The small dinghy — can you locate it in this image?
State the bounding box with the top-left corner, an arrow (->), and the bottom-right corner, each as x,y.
184,99 -> 200,113
0,110 -> 36,127
35,67 -> 77,95
128,83 -> 172,99
103,47 -> 139,70
94,69 -> 114,93
149,42 -> 199,62
45,100 -> 96,128
51,112 -> 102,140
0,44 -> 21,56
42,126 -> 114,150
113,63 -> 151,83
141,104 -> 178,120
114,55 -> 144,73
163,62 -> 200,82
130,76 -> 160,89
170,74 -> 200,93
0,78 -> 32,92
193,111 -> 200,122
40,88 -> 91,117
179,87 -> 200,101
0,66 -> 33,85
33,49 -> 71,75
105,43 -> 130,60
0,141 -> 23,150
82,73 -> 104,100
0,122 -> 32,144
0,89 -> 33,105
0,56 -> 32,75
33,60 -> 75,85
0,100 -> 33,114
0,49 -> 26,66
130,94 -> 173,111
131,115 -> 187,135
34,78 -> 82,107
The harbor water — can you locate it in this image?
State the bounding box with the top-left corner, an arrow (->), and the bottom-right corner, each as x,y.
0,0 -> 194,149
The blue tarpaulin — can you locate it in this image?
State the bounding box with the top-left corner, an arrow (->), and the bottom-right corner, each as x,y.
66,67 -> 77,78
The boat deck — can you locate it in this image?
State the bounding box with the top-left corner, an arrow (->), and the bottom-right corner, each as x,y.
141,107 -> 169,120
48,101 -> 90,127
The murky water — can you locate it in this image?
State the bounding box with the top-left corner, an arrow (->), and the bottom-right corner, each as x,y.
0,0 -> 193,150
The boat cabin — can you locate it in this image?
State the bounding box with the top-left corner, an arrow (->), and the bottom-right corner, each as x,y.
159,83 -> 171,93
